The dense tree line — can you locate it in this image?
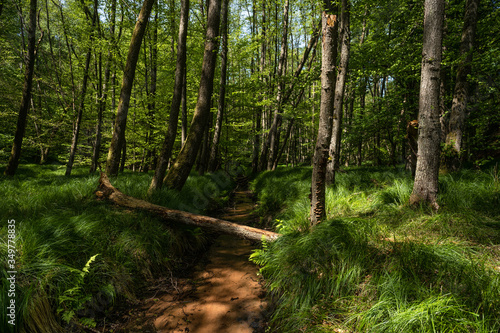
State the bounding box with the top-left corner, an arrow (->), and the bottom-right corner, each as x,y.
1,0 -> 499,202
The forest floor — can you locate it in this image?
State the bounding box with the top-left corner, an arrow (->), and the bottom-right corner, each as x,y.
105,179 -> 270,333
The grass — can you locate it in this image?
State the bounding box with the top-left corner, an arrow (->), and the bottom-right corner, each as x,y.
0,164 -> 234,332
250,165 -> 500,332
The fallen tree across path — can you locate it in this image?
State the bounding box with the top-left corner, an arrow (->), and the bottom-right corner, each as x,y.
97,173 -> 280,242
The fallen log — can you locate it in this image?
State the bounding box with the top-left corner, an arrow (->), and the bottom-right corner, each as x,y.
97,173 -> 280,242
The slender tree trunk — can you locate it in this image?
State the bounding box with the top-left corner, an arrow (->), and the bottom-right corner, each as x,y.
65,48 -> 92,176
208,0 -> 229,172
445,0 -> 480,170
66,0 -> 99,176
163,0 -> 222,191
253,1 -> 267,173
5,0 -> 37,176
260,0 -> 289,171
409,0 -> 445,210
326,0 -> 350,185
90,49 -> 109,173
141,8 -> 158,173
181,66 -> 188,144
356,9 -> 368,167
149,0 -> 189,192
310,0 -> 338,226
106,0 -> 155,176
273,118 -> 294,168
119,138 -> 126,172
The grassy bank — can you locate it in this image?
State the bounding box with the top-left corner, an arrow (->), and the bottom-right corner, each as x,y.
0,165 -> 234,332
251,166 -> 500,332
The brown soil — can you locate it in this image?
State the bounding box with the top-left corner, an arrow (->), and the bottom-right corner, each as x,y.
106,188 -> 269,333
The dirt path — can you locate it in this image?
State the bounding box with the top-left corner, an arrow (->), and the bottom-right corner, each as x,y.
111,186 -> 268,333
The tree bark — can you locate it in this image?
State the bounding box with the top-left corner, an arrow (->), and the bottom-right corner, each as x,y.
4,0 -> 37,176
310,0 -> 338,226
181,66 -> 188,144
163,0 -> 222,191
65,48 -> 92,176
208,0 -> 229,173
90,48 -> 110,174
149,0 -> 189,192
260,0 -> 289,171
141,8 -> 158,173
409,0 -> 445,210
66,0 -> 99,176
106,0 -> 155,176
444,0 -> 480,170
326,0 -> 350,185
98,173 -> 279,242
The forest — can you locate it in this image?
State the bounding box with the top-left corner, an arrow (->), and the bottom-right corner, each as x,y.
1,0 -> 500,331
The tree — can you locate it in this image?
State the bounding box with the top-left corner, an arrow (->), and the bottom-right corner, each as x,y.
4,0 -> 37,176
409,0 -> 445,210
90,0 -> 117,174
208,0 -> 229,173
65,0 -> 98,176
149,0 -> 189,192
326,0 -> 350,185
259,0 -> 289,171
105,0 -> 155,176
163,0 -> 222,191
310,0 -> 338,226
444,0 -> 480,170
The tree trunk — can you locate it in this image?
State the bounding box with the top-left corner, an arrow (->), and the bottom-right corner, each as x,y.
253,2 -> 266,173
444,0 -> 480,170
409,0 -> 445,210
163,0 -> 222,191
90,49 -> 110,174
196,115 -> 211,174
106,0 -> 155,176
119,138 -> 126,172
4,0 -> 37,176
149,0 -> 189,192
273,118 -> 294,169
98,173 -> 280,242
142,9 -> 158,173
260,0 -> 289,171
181,66 -> 188,144
310,0 -> 338,226
67,0 -> 98,176
208,0 -> 229,173
65,48 -> 92,176
326,0 -> 350,185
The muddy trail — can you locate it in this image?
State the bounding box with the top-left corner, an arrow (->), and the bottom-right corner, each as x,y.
108,178 -> 269,333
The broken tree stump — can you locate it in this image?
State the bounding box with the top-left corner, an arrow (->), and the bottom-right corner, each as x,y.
97,173 -> 280,242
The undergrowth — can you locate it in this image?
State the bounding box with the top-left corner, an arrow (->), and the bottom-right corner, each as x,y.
0,164 -> 234,332
251,166 -> 500,332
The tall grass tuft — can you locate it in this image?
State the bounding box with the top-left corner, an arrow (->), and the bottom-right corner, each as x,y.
0,165 -> 234,331
251,165 -> 500,332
